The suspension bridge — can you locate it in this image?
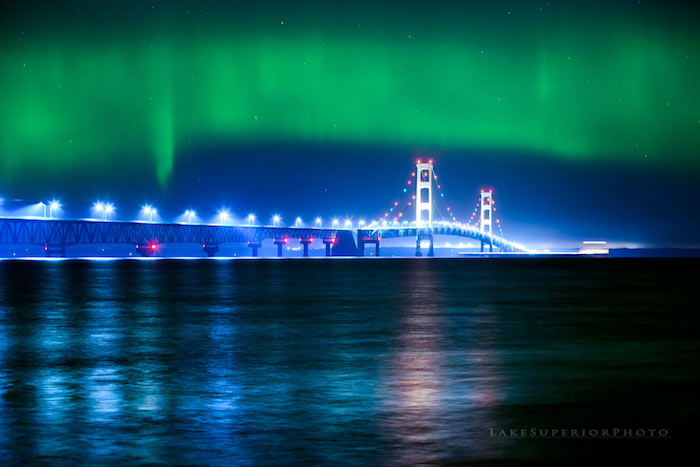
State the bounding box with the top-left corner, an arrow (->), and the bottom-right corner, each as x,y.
0,161 -> 529,257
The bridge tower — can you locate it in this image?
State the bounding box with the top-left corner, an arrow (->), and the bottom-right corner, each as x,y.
415,159 -> 435,257
480,190 -> 493,252
415,160 -> 434,229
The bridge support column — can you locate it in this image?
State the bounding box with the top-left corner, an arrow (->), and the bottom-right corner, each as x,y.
416,231 -> 433,257
203,243 -> 219,257
273,238 -> 288,257
357,235 -> 379,256
300,238 -> 312,257
135,243 -> 157,257
480,240 -> 493,253
322,238 -> 336,257
248,242 -> 262,257
44,244 -> 66,257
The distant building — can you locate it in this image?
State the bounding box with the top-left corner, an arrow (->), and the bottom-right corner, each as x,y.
579,241 -> 609,255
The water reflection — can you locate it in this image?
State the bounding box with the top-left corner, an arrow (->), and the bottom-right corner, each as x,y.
0,259 -> 697,464
380,262 -> 505,463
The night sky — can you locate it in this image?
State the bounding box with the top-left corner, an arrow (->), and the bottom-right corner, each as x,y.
1,1 -> 698,247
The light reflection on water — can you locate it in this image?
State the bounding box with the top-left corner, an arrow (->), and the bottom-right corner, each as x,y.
0,258 -> 698,464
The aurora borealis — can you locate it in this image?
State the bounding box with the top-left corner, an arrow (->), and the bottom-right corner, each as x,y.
1,1 -> 699,247
1,1 -> 698,187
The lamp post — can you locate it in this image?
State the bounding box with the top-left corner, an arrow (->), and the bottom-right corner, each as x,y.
185,209 -> 196,224
104,203 -> 114,220
218,209 -> 229,225
49,200 -> 60,219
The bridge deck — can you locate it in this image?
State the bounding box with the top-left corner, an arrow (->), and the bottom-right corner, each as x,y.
0,218 -> 527,254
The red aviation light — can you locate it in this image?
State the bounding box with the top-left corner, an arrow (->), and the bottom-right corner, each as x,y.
417,159 -> 421,164
151,243 -> 157,250
428,159 -> 433,164
284,237 -> 289,243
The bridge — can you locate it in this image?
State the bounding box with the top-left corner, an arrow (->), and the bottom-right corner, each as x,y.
0,161 -> 529,257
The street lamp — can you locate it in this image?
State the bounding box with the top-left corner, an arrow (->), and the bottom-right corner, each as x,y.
142,204 -> 156,222
273,215 -> 280,227
248,213 -> 255,226
93,202 -> 112,220
344,219 -> 352,229
332,218 -> 339,228
218,209 -> 230,225
315,217 -> 322,228
185,209 -> 196,224
39,202 -> 46,219
359,219 -> 366,227
104,203 -> 114,220
93,202 -> 104,220
49,200 -> 61,219
295,217 -> 302,228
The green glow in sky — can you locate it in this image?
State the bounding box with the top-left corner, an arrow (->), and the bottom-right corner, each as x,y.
1,3 -> 698,186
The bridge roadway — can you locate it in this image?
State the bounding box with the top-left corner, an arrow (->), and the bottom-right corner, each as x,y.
0,217 -> 519,257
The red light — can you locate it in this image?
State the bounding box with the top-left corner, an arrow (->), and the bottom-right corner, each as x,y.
331,238 -> 336,244
151,244 -> 156,250
417,159 -> 421,163
428,159 -> 433,164
407,180 -> 411,185
284,238 -> 288,243
394,201 -> 399,206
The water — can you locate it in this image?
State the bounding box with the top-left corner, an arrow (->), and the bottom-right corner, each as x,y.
0,258 -> 698,464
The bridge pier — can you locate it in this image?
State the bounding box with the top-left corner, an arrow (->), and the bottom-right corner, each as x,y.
415,232 -> 434,257
44,244 -> 66,257
248,241 -> 262,257
358,238 -> 380,256
300,238 -> 312,257
322,237 -> 336,256
273,238 -> 288,257
203,243 -> 219,257
135,243 -> 156,257
480,240 -> 493,253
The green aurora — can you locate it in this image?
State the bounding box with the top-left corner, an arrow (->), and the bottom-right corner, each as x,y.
1,2 -> 698,186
